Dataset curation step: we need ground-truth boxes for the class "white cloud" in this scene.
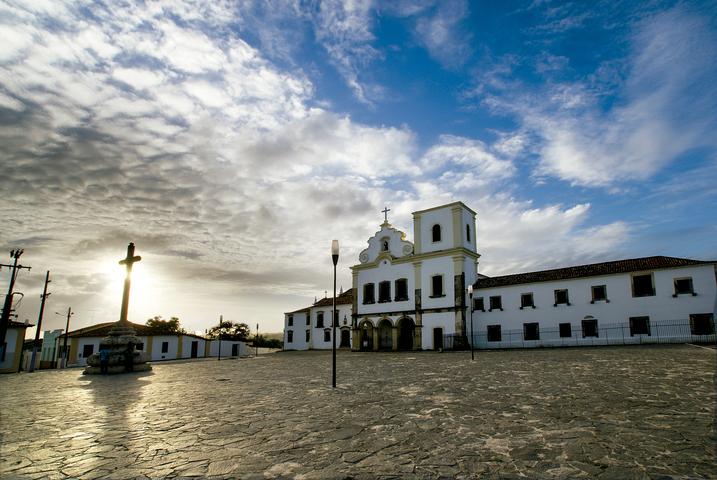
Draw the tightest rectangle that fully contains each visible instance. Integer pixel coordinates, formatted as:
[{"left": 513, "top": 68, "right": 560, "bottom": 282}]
[{"left": 485, "top": 6, "right": 717, "bottom": 187}]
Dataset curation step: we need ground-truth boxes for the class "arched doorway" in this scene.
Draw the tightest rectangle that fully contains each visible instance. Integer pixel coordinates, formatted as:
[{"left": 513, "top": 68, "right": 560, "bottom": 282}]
[
  {"left": 378, "top": 319, "right": 393, "bottom": 350},
  {"left": 359, "top": 321, "right": 374, "bottom": 351},
  {"left": 397, "top": 317, "right": 415, "bottom": 351},
  {"left": 340, "top": 328, "right": 351, "bottom": 348}
]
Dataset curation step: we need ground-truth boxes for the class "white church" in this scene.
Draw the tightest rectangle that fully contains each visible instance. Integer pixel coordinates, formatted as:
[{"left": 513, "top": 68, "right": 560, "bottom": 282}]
[{"left": 283, "top": 201, "right": 716, "bottom": 351}]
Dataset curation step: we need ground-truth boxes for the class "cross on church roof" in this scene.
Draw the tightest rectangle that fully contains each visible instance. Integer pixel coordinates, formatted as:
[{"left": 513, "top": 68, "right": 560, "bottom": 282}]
[{"left": 382, "top": 206, "right": 390, "bottom": 223}]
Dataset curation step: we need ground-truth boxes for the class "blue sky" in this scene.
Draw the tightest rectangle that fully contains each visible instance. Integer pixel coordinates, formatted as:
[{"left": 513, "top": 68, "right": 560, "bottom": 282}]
[{"left": 0, "top": 0, "right": 715, "bottom": 334}]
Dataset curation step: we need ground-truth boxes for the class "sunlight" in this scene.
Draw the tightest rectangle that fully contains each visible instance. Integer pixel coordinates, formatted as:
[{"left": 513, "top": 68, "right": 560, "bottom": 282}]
[{"left": 103, "top": 255, "right": 157, "bottom": 322}]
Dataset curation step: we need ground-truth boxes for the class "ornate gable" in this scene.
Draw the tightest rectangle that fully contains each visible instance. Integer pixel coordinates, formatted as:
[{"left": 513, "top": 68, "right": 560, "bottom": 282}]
[{"left": 358, "top": 222, "right": 414, "bottom": 264}]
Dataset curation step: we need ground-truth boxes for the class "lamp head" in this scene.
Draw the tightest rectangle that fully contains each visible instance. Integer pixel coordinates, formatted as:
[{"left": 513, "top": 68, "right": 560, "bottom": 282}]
[
  {"left": 467, "top": 285, "right": 473, "bottom": 295},
  {"left": 331, "top": 240, "right": 339, "bottom": 265}
]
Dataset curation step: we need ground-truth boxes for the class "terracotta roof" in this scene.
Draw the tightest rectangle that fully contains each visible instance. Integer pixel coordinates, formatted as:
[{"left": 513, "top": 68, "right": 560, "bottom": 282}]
[
  {"left": 285, "top": 289, "right": 355, "bottom": 314},
  {"left": 475, "top": 256, "right": 715, "bottom": 289},
  {"left": 66, "top": 321, "right": 152, "bottom": 338},
  {"left": 312, "top": 288, "right": 354, "bottom": 307}
]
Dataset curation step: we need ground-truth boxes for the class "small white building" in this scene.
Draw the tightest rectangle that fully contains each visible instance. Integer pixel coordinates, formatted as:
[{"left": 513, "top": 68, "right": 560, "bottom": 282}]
[
  {"left": 0, "top": 320, "right": 32, "bottom": 374},
  {"left": 61, "top": 322, "right": 248, "bottom": 366},
  {"left": 284, "top": 289, "right": 354, "bottom": 350},
  {"left": 470, "top": 256, "right": 716, "bottom": 348}
]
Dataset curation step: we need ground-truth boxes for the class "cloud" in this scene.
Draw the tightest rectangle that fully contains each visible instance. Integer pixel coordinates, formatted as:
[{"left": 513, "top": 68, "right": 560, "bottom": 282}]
[
  {"left": 413, "top": 0, "right": 472, "bottom": 68},
  {"left": 482, "top": 6, "right": 717, "bottom": 187}
]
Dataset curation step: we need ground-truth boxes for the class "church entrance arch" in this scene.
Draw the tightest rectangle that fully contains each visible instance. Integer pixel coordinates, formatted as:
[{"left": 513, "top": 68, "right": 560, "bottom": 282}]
[
  {"left": 359, "top": 321, "right": 374, "bottom": 351},
  {"left": 340, "top": 328, "right": 351, "bottom": 348},
  {"left": 397, "top": 317, "right": 415, "bottom": 350},
  {"left": 378, "top": 319, "right": 393, "bottom": 350}
]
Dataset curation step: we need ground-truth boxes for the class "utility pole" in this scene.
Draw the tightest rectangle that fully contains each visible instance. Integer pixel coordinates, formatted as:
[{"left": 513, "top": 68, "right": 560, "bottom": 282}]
[
  {"left": 217, "top": 314, "right": 222, "bottom": 361},
  {"left": 29, "top": 271, "right": 51, "bottom": 373},
  {"left": 0, "top": 249, "right": 31, "bottom": 362},
  {"left": 255, "top": 323, "right": 259, "bottom": 357},
  {"left": 56, "top": 307, "right": 73, "bottom": 368}
]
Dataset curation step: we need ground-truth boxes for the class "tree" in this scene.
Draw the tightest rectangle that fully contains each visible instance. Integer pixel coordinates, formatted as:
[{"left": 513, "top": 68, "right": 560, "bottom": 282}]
[
  {"left": 145, "top": 316, "right": 185, "bottom": 335},
  {"left": 253, "top": 334, "right": 283, "bottom": 349},
  {"left": 206, "top": 321, "right": 250, "bottom": 341}
]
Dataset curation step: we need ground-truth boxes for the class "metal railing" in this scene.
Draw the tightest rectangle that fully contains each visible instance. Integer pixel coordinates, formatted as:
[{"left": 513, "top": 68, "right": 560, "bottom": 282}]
[{"left": 444, "top": 318, "right": 716, "bottom": 350}]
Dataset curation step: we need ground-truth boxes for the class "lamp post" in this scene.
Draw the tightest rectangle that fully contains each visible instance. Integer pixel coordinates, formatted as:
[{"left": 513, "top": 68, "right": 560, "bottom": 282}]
[
  {"left": 331, "top": 240, "right": 339, "bottom": 388},
  {"left": 467, "top": 285, "right": 474, "bottom": 361},
  {"left": 55, "top": 307, "right": 73, "bottom": 368}
]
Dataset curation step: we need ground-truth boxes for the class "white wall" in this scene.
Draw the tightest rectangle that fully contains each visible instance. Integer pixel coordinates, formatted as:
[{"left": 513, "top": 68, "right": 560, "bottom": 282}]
[
  {"left": 421, "top": 311, "right": 456, "bottom": 349},
  {"left": 207, "top": 340, "right": 248, "bottom": 357},
  {"left": 471, "top": 264, "right": 716, "bottom": 348},
  {"left": 0, "top": 329, "right": 19, "bottom": 370},
  {"left": 416, "top": 208, "right": 453, "bottom": 254},
  {"left": 150, "top": 335, "right": 179, "bottom": 361},
  {"left": 284, "top": 311, "right": 309, "bottom": 350},
  {"left": 180, "top": 336, "right": 206, "bottom": 359},
  {"left": 421, "top": 256, "right": 455, "bottom": 309},
  {"left": 74, "top": 338, "right": 101, "bottom": 366}
]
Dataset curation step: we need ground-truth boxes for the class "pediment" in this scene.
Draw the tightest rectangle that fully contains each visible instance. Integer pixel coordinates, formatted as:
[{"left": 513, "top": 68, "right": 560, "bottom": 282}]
[{"left": 358, "top": 222, "right": 414, "bottom": 264}]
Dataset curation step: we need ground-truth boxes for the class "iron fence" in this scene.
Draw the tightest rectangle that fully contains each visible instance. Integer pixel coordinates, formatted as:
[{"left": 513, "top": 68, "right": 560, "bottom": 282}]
[{"left": 444, "top": 318, "right": 716, "bottom": 350}]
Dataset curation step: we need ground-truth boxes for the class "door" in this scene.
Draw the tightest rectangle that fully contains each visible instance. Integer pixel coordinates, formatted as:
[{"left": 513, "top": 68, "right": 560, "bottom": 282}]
[
  {"left": 433, "top": 328, "right": 443, "bottom": 351},
  {"left": 191, "top": 341, "right": 198, "bottom": 358},
  {"left": 340, "top": 329, "right": 350, "bottom": 348},
  {"left": 360, "top": 323, "right": 373, "bottom": 351},
  {"left": 82, "top": 344, "right": 94, "bottom": 359},
  {"left": 378, "top": 320, "right": 392, "bottom": 350}
]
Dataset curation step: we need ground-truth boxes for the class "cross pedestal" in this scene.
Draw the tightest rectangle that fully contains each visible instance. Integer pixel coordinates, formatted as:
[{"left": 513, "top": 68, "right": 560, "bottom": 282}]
[{"left": 84, "top": 242, "right": 152, "bottom": 374}]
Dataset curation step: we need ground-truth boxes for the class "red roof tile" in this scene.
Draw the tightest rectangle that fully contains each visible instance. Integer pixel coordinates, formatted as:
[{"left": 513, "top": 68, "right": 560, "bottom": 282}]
[{"left": 475, "top": 256, "right": 714, "bottom": 289}]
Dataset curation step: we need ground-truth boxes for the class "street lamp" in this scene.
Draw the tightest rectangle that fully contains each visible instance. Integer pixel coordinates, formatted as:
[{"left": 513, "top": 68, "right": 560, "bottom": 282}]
[
  {"left": 331, "top": 239, "right": 339, "bottom": 388},
  {"left": 55, "top": 308, "right": 73, "bottom": 368},
  {"left": 467, "top": 285, "right": 474, "bottom": 361}
]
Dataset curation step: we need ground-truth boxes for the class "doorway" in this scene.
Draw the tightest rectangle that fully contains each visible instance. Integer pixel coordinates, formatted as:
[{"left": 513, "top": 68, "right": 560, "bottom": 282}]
[
  {"left": 378, "top": 319, "right": 393, "bottom": 350},
  {"left": 433, "top": 328, "right": 443, "bottom": 350},
  {"left": 340, "top": 329, "right": 351, "bottom": 348},
  {"left": 360, "top": 322, "right": 374, "bottom": 351},
  {"left": 397, "top": 317, "right": 415, "bottom": 350},
  {"left": 190, "top": 341, "right": 198, "bottom": 358}
]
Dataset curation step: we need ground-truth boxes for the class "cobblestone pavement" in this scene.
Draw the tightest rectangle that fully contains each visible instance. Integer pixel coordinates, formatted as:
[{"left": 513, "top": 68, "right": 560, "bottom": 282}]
[{"left": 1, "top": 345, "right": 715, "bottom": 479}]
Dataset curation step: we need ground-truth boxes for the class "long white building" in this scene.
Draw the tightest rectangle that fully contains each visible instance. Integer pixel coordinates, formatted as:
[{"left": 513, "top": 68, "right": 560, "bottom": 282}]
[{"left": 283, "top": 201, "right": 716, "bottom": 351}]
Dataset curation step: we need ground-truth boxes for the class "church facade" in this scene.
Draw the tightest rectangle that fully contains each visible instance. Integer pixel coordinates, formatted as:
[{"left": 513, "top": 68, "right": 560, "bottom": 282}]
[{"left": 282, "top": 201, "right": 716, "bottom": 351}]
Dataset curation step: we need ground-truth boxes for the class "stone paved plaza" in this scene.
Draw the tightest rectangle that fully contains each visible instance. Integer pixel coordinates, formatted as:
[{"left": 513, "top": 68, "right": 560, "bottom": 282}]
[{"left": 1, "top": 345, "right": 715, "bottom": 479}]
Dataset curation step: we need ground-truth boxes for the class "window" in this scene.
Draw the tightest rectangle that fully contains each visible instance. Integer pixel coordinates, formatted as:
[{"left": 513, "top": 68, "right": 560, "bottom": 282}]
[
  {"left": 287, "top": 331, "right": 293, "bottom": 343},
  {"left": 324, "top": 330, "right": 330, "bottom": 342},
  {"left": 466, "top": 224, "right": 471, "bottom": 242},
  {"left": 520, "top": 293, "right": 534, "bottom": 309},
  {"left": 363, "top": 283, "right": 375, "bottom": 304},
  {"left": 554, "top": 289, "right": 570, "bottom": 306},
  {"left": 629, "top": 316, "right": 651, "bottom": 336},
  {"left": 487, "top": 325, "right": 502, "bottom": 342},
  {"left": 489, "top": 295, "right": 502, "bottom": 311},
  {"left": 582, "top": 319, "right": 598, "bottom": 338},
  {"left": 690, "top": 313, "right": 715, "bottom": 335},
  {"left": 82, "top": 344, "right": 94, "bottom": 358},
  {"left": 381, "top": 238, "right": 389, "bottom": 251},
  {"left": 288, "top": 315, "right": 294, "bottom": 326},
  {"left": 559, "top": 323, "right": 572, "bottom": 338},
  {"left": 378, "top": 281, "right": 391, "bottom": 303},
  {"left": 673, "top": 277, "right": 694, "bottom": 296},
  {"left": 161, "top": 341, "right": 169, "bottom": 353},
  {"left": 395, "top": 278, "right": 408, "bottom": 301},
  {"left": 305, "top": 330, "right": 310, "bottom": 342},
  {"left": 591, "top": 285, "right": 607, "bottom": 303},
  {"left": 432, "top": 224, "right": 441, "bottom": 242},
  {"left": 305, "top": 315, "right": 310, "bottom": 325},
  {"left": 523, "top": 323, "right": 540, "bottom": 341},
  {"left": 474, "top": 297, "right": 485, "bottom": 311},
  {"left": 431, "top": 275, "right": 444, "bottom": 297},
  {"left": 632, "top": 273, "right": 655, "bottom": 297},
  {"left": 316, "top": 312, "right": 324, "bottom": 328}
]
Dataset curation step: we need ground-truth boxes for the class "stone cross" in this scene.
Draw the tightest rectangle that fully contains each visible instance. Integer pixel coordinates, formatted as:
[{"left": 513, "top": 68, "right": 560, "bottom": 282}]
[
  {"left": 382, "top": 206, "right": 390, "bottom": 223},
  {"left": 118, "top": 242, "right": 141, "bottom": 324}
]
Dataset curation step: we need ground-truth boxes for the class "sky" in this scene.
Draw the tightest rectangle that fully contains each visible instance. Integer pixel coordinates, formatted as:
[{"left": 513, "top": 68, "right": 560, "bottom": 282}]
[{"left": 1, "top": 0, "right": 716, "bottom": 337}]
